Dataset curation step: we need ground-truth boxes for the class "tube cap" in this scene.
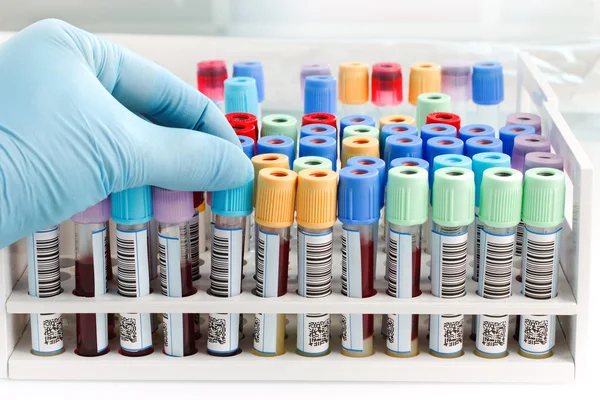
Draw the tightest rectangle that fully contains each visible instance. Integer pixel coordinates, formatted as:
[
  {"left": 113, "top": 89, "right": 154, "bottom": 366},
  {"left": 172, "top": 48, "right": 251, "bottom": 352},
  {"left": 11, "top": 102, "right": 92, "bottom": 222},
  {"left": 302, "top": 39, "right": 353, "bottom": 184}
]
[
  {"left": 293, "top": 156, "right": 333, "bottom": 173},
  {"left": 232, "top": 121, "right": 257, "bottom": 143},
  {"left": 432, "top": 168, "right": 475, "bottom": 227},
  {"left": 341, "top": 136, "right": 379, "bottom": 168},
  {"left": 224, "top": 77, "right": 259, "bottom": 116},
  {"left": 506, "top": 113, "right": 542, "bottom": 135},
  {"left": 296, "top": 169, "right": 338, "bottom": 229},
  {"left": 227, "top": 112, "right": 258, "bottom": 134},
  {"left": 522, "top": 168, "right": 566, "bottom": 228},
  {"left": 465, "top": 136, "right": 503, "bottom": 158},
  {"left": 111, "top": 186, "right": 153, "bottom": 225},
  {"left": 152, "top": 188, "right": 194, "bottom": 224},
  {"left": 301, "top": 63, "right": 331, "bottom": 98},
  {"left": 340, "top": 115, "right": 376, "bottom": 154},
  {"left": 302, "top": 112, "right": 337, "bottom": 130},
  {"left": 441, "top": 62, "right": 472, "bottom": 102},
  {"left": 347, "top": 156, "right": 386, "bottom": 209},
  {"left": 211, "top": 180, "right": 254, "bottom": 218},
  {"left": 420, "top": 123, "right": 457, "bottom": 160},
  {"left": 384, "top": 134, "right": 423, "bottom": 166},
  {"left": 255, "top": 168, "right": 298, "bottom": 228},
  {"left": 343, "top": 125, "right": 380, "bottom": 141},
  {"left": 409, "top": 62, "right": 441, "bottom": 106},
  {"left": 261, "top": 114, "right": 298, "bottom": 147},
  {"left": 338, "top": 62, "right": 369, "bottom": 104},
  {"left": 472, "top": 152, "right": 511, "bottom": 207},
  {"left": 257, "top": 136, "right": 295, "bottom": 169},
  {"left": 304, "top": 75, "right": 337, "bottom": 115},
  {"left": 381, "top": 123, "right": 418, "bottom": 155},
  {"left": 433, "top": 154, "right": 472, "bottom": 173},
  {"left": 386, "top": 166, "right": 429, "bottom": 226},
  {"left": 251, "top": 154, "right": 290, "bottom": 205},
  {"left": 524, "top": 152, "right": 564, "bottom": 172},
  {"left": 390, "top": 157, "right": 430, "bottom": 173},
  {"left": 233, "top": 61, "right": 264, "bottom": 102},
  {"left": 499, "top": 124, "right": 535, "bottom": 156},
  {"left": 416, "top": 92, "right": 451, "bottom": 129},
  {"left": 239, "top": 135, "right": 255, "bottom": 159},
  {"left": 427, "top": 136, "right": 464, "bottom": 167},
  {"left": 426, "top": 112, "right": 461, "bottom": 134},
  {"left": 479, "top": 168, "right": 523, "bottom": 228},
  {"left": 458, "top": 124, "right": 495, "bottom": 142},
  {"left": 511, "top": 134, "right": 551, "bottom": 172},
  {"left": 300, "top": 124, "right": 337, "bottom": 141},
  {"left": 196, "top": 60, "right": 227, "bottom": 101},
  {"left": 298, "top": 136, "right": 337, "bottom": 172},
  {"left": 371, "top": 62, "right": 402, "bottom": 106},
  {"left": 380, "top": 115, "right": 415, "bottom": 128},
  {"left": 472, "top": 62, "right": 504, "bottom": 105},
  {"left": 71, "top": 198, "right": 111, "bottom": 224},
  {"left": 338, "top": 166, "right": 380, "bottom": 225}
]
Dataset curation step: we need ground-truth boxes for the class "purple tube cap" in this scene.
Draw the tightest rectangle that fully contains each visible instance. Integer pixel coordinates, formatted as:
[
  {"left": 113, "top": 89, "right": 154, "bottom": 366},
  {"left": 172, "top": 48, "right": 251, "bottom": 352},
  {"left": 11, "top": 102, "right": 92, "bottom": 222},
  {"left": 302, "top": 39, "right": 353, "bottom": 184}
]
[
  {"left": 441, "top": 61, "right": 472, "bottom": 102},
  {"left": 152, "top": 188, "right": 195, "bottom": 224},
  {"left": 71, "top": 197, "right": 111, "bottom": 224},
  {"left": 524, "top": 152, "right": 564, "bottom": 172},
  {"left": 506, "top": 113, "right": 542, "bottom": 135},
  {"left": 301, "top": 63, "right": 331, "bottom": 80},
  {"left": 511, "top": 134, "right": 551, "bottom": 171}
]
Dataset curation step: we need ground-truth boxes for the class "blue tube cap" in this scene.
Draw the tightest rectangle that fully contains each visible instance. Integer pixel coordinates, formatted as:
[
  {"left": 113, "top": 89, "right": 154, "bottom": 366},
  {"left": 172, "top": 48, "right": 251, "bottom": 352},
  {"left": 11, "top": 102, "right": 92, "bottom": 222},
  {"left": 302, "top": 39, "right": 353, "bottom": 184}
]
[
  {"left": 111, "top": 186, "right": 153, "bottom": 225},
  {"left": 385, "top": 134, "right": 423, "bottom": 167},
  {"left": 499, "top": 124, "right": 535, "bottom": 156},
  {"left": 300, "top": 123, "right": 337, "bottom": 140},
  {"left": 233, "top": 62, "right": 264, "bottom": 102},
  {"left": 299, "top": 135, "right": 337, "bottom": 172},
  {"left": 390, "top": 157, "right": 429, "bottom": 174},
  {"left": 211, "top": 179, "right": 254, "bottom": 217},
  {"left": 420, "top": 123, "right": 457, "bottom": 160},
  {"left": 465, "top": 136, "right": 503, "bottom": 158},
  {"left": 426, "top": 136, "right": 464, "bottom": 167},
  {"left": 380, "top": 123, "right": 418, "bottom": 155},
  {"left": 472, "top": 152, "right": 511, "bottom": 206},
  {"left": 347, "top": 156, "right": 386, "bottom": 209},
  {"left": 239, "top": 135, "right": 255, "bottom": 159},
  {"left": 458, "top": 124, "right": 495, "bottom": 142},
  {"left": 339, "top": 115, "right": 376, "bottom": 154},
  {"left": 432, "top": 155, "right": 472, "bottom": 201},
  {"left": 472, "top": 62, "right": 504, "bottom": 105},
  {"left": 257, "top": 135, "right": 295, "bottom": 169},
  {"left": 304, "top": 75, "right": 337, "bottom": 115},
  {"left": 224, "top": 77, "right": 259, "bottom": 116},
  {"left": 338, "top": 166, "right": 380, "bottom": 225}
]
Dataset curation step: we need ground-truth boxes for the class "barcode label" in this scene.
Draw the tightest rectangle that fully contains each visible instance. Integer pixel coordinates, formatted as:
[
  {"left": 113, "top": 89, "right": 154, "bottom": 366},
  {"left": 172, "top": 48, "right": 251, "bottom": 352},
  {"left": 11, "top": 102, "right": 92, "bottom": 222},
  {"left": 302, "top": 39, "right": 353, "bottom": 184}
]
[
  {"left": 522, "top": 228, "right": 560, "bottom": 300},
  {"left": 119, "top": 312, "right": 152, "bottom": 352},
  {"left": 116, "top": 228, "right": 150, "bottom": 297},
  {"left": 245, "top": 215, "right": 252, "bottom": 252},
  {"left": 473, "top": 216, "right": 483, "bottom": 282},
  {"left": 296, "top": 313, "right": 330, "bottom": 356},
  {"left": 95, "top": 313, "right": 109, "bottom": 352},
  {"left": 27, "top": 226, "right": 61, "bottom": 298},
  {"left": 519, "top": 314, "right": 555, "bottom": 355},
  {"left": 255, "top": 230, "right": 281, "bottom": 298},
  {"left": 478, "top": 229, "right": 515, "bottom": 299},
  {"left": 190, "top": 211, "right": 206, "bottom": 281},
  {"left": 429, "top": 314, "right": 464, "bottom": 356},
  {"left": 92, "top": 227, "right": 108, "bottom": 296},
  {"left": 253, "top": 313, "right": 278, "bottom": 355},
  {"left": 475, "top": 314, "right": 509, "bottom": 356},
  {"left": 210, "top": 224, "right": 243, "bottom": 298},
  {"left": 515, "top": 221, "right": 525, "bottom": 256},
  {"left": 386, "top": 314, "right": 418, "bottom": 355},
  {"left": 386, "top": 229, "right": 416, "bottom": 299},
  {"left": 207, "top": 313, "right": 240, "bottom": 354},
  {"left": 158, "top": 226, "right": 189, "bottom": 297},
  {"left": 431, "top": 230, "right": 468, "bottom": 298},
  {"left": 341, "top": 313, "right": 364, "bottom": 353},
  {"left": 341, "top": 228, "right": 363, "bottom": 298},
  {"left": 30, "top": 313, "right": 64, "bottom": 355},
  {"left": 298, "top": 230, "right": 333, "bottom": 298},
  {"left": 163, "top": 313, "right": 188, "bottom": 357}
]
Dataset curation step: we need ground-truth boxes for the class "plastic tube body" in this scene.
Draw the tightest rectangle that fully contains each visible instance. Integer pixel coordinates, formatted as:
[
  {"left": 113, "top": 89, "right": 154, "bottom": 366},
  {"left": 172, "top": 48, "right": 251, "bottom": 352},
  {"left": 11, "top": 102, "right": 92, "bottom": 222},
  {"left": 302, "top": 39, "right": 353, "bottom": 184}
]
[{"left": 475, "top": 104, "right": 500, "bottom": 132}]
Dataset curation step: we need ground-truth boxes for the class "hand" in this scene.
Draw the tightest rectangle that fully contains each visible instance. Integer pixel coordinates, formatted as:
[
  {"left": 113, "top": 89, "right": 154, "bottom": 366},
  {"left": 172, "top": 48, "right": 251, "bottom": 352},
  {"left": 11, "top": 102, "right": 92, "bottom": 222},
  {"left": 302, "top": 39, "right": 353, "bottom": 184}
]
[{"left": 0, "top": 19, "right": 253, "bottom": 248}]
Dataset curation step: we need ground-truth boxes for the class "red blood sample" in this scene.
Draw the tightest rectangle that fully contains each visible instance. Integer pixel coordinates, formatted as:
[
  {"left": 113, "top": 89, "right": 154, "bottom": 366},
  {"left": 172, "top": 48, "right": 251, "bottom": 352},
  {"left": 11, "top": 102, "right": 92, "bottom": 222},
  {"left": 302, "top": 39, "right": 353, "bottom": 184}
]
[
  {"left": 426, "top": 112, "right": 461, "bottom": 135},
  {"left": 120, "top": 343, "right": 154, "bottom": 357},
  {"left": 360, "top": 241, "right": 376, "bottom": 298},
  {"left": 412, "top": 247, "right": 422, "bottom": 297},
  {"left": 105, "top": 230, "right": 113, "bottom": 281},
  {"left": 411, "top": 314, "right": 419, "bottom": 340},
  {"left": 181, "top": 313, "right": 198, "bottom": 356},
  {"left": 363, "top": 314, "right": 374, "bottom": 340},
  {"left": 278, "top": 239, "right": 290, "bottom": 297},
  {"left": 302, "top": 113, "right": 337, "bottom": 130},
  {"left": 193, "top": 191, "right": 205, "bottom": 209},
  {"left": 180, "top": 262, "right": 196, "bottom": 298},
  {"left": 108, "top": 314, "right": 116, "bottom": 339}
]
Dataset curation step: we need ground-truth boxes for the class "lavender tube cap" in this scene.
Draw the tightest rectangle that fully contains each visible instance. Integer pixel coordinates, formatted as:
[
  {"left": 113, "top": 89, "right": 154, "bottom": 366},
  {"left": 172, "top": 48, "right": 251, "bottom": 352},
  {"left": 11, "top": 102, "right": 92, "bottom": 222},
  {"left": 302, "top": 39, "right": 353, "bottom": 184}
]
[
  {"left": 152, "top": 188, "right": 195, "bottom": 224},
  {"left": 71, "top": 197, "right": 111, "bottom": 224}
]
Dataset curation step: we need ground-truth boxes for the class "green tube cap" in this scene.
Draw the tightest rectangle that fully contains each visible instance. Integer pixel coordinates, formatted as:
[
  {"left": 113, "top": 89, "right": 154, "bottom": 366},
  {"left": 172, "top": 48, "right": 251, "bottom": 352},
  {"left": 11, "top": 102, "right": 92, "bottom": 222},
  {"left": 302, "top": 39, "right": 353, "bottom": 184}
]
[
  {"left": 386, "top": 166, "right": 429, "bottom": 226},
  {"left": 479, "top": 167, "right": 523, "bottom": 228},
  {"left": 432, "top": 167, "right": 475, "bottom": 227},
  {"left": 522, "top": 167, "right": 566, "bottom": 228},
  {"left": 416, "top": 92, "right": 451, "bottom": 130},
  {"left": 293, "top": 156, "right": 333, "bottom": 173},
  {"left": 261, "top": 114, "right": 298, "bottom": 148},
  {"left": 343, "top": 125, "right": 380, "bottom": 141}
]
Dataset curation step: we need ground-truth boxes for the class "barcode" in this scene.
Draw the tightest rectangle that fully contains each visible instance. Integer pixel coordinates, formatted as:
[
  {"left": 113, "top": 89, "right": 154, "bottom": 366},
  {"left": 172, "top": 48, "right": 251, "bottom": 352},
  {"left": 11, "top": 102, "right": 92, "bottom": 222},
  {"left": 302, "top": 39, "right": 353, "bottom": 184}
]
[
  {"left": 480, "top": 317, "right": 508, "bottom": 347},
  {"left": 159, "top": 226, "right": 189, "bottom": 296},
  {"left": 42, "top": 314, "right": 63, "bottom": 346},
  {"left": 523, "top": 317, "right": 548, "bottom": 346},
  {"left": 298, "top": 231, "right": 333, "bottom": 298},
  {"left": 190, "top": 213, "right": 201, "bottom": 280},
  {"left": 480, "top": 231, "right": 514, "bottom": 299},
  {"left": 120, "top": 315, "right": 138, "bottom": 344},
  {"left": 341, "top": 233, "right": 348, "bottom": 295},
  {"left": 162, "top": 313, "right": 169, "bottom": 348},
  {"left": 473, "top": 219, "right": 483, "bottom": 282},
  {"left": 255, "top": 233, "right": 266, "bottom": 297},
  {"left": 210, "top": 226, "right": 243, "bottom": 298},
  {"left": 386, "top": 232, "right": 416, "bottom": 298},
  {"left": 438, "top": 229, "right": 467, "bottom": 298},
  {"left": 30, "top": 228, "right": 61, "bottom": 298},
  {"left": 443, "top": 317, "right": 463, "bottom": 348},
  {"left": 522, "top": 230, "right": 558, "bottom": 300},
  {"left": 208, "top": 314, "right": 228, "bottom": 345},
  {"left": 515, "top": 222, "right": 524, "bottom": 256},
  {"left": 253, "top": 315, "right": 261, "bottom": 344}
]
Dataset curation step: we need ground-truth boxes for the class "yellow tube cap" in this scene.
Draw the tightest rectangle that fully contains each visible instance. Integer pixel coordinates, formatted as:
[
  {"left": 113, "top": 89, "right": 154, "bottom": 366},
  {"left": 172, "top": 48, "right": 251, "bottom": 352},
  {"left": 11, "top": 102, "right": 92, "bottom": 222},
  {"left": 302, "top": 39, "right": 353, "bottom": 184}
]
[
  {"left": 251, "top": 153, "right": 290, "bottom": 204},
  {"left": 296, "top": 169, "right": 338, "bottom": 229},
  {"left": 338, "top": 62, "right": 369, "bottom": 105},
  {"left": 408, "top": 63, "right": 441, "bottom": 106},
  {"left": 341, "top": 136, "right": 379, "bottom": 167},
  {"left": 379, "top": 114, "right": 415, "bottom": 128},
  {"left": 255, "top": 168, "right": 298, "bottom": 228}
]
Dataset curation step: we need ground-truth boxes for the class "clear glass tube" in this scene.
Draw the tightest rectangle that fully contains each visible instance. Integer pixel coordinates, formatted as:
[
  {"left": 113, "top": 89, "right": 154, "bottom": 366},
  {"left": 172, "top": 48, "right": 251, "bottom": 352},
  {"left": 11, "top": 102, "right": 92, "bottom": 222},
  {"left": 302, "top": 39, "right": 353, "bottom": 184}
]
[
  {"left": 340, "top": 103, "right": 369, "bottom": 119},
  {"left": 453, "top": 101, "right": 468, "bottom": 126},
  {"left": 475, "top": 104, "right": 500, "bottom": 132}
]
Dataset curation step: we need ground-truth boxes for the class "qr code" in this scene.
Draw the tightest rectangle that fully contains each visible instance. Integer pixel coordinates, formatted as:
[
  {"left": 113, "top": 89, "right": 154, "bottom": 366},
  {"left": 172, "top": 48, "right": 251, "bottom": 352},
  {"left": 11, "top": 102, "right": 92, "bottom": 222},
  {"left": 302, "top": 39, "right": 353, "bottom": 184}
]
[
  {"left": 253, "top": 317, "right": 260, "bottom": 344},
  {"left": 523, "top": 318, "right": 548, "bottom": 346},
  {"left": 162, "top": 314, "right": 169, "bottom": 347},
  {"left": 386, "top": 317, "right": 395, "bottom": 344},
  {"left": 42, "top": 316, "right": 63, "bottom": 346},
  {"left": 341, "top": 315, "right": 348, "bottom": 342},
  {"left": 481, "top": 320, "right": 507, "bottom": 347},
  {"left": 208, "top": 316, "right": 227, "bottom": 345},
  {"left": 443, "top": 319, "right": 463, "bottom": 347},
  {"left": 120, "top": 315, "right": 138, "bottom": 344},
  {"left": 308, "top": 319, "right": 329, "bottom": 347}
]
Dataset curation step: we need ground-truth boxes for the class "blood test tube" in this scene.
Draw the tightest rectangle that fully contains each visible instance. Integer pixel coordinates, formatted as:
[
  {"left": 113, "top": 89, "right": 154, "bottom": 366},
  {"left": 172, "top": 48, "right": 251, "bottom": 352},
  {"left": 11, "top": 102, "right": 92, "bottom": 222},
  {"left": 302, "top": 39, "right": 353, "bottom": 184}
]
[
  {"left": 505, "top": 113, "right": 542, "bottom": 135},
  {"left": 465, "top": 137, "right": 503, "bottom": 158},
  {"left": 227, "top": 112, "right": 259, "bottom": 137},
  {"left": 338, "top": 165, "right": 380, "bottom": 357},
  {"left": 261, "top": 114, "right": 299, "bottom": 152},
  {"left": 298, "top": 136, "right": 337, "bottom": 172},
  {"left": 224, "top": 77, "right": 259, "bottom": 117},
  {"left": 416, "top": 92, "right": 451, "bottom": 131},
  {"left": 72, "top": 199, "right": 111, "bottom": 357},
  {"left": 341, "top": 136, "right": 379, "bottom": 168},
  {"left": 300, "top": 123, "right": 337, "bottom": 141},
  {"left": 371, "top": 62, "right": 403, "bottom": 118},
  {"left": 239, "top": 135, "right": 255, "bottom": 159},
  {"left": 429, "top": 167, "right": 474, "bottom": 358},
  {"left": 441, "top": 62, "right": 471, "bottom": 122},
  {"left": 385, "top": 166, "right": 428, "bottom": 357},
  {"left": 347, "top": 156, "right": 385, "bottom": 210},
  {"left": 233, "top": 61, "right": 264, "bottom": 117},
  {"left": 472, "top": 62, "right": 504, "bottom": 130},
  {"left": 208, "top": 180, "right": 254, "bottom": 356},
  {"left": 302, "top": 112, "right": 337, "bottom": 130},
  {"left": 408, "top": 62, "right": 441, "bottom": 118},
  {"left": 304, "top": 75, "right": 337, "bottom": 115},
  {"left": 293, "top": 156, "right": 333, "bottom": 173},
  {"left": 458, "top": 124, "right": 495, "bottom": 142},
  {"left": 338, "top": 62, "right": 369, "bottom": 117},
  {"left": 295, "top": 169, "right": 337, "bottom": 357},
  {"left": 196, "top": 60, "right": 227, "bottom": 111},
  {"left": 474, "top": 167, "right": 523, "bottom": 359},
  {"left": 301, "top": 63, "right": 331, "bottom": 101},
  {"left": 27, "top": 224, "right": 64, "bottom": 356},
  {"left": 380, "top": 115, "right": 415, "bottom": 129},
  {"left": 381, "top": 124, "right": 418, "bottom": 155},
  {"left": 191, "top": 191, "right": 206, "bottom": 339},
  {"left": 426, "top": 112, "right": 461, "bottom": 135},
  {"left": 257, "top": 135, "right": 295, "bottom": 169},
  {"left": 499, "top": 124, "right": 535, "bottom": 157},
  {"left": 420, "top": 123, "right": 458, "bottom": 161},
  {"left": 111, "top": 186, "right": 154, "bottom": 357},
  {"left": 519, "top": 167, "right": 565, "bottom": 359},
  {"left": 252, "top": 168, "right": 298, "bottom": 356}
]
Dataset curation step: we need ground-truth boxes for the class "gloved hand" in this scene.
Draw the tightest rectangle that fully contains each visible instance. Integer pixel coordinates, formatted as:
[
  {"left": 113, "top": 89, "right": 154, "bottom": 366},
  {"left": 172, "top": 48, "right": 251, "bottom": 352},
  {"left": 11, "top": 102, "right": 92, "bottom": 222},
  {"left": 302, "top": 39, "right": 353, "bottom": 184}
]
[{"left": 0, "top": 19, "right": 253, "bottom": 248}]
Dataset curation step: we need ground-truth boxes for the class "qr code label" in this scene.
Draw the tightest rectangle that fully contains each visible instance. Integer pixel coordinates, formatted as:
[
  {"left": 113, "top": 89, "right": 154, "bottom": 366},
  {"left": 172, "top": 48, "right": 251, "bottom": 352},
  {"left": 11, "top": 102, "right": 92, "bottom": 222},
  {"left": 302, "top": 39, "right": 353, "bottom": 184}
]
[
  {"left": 385, "top": 314, "right": 416, "bottom": 355},
  {"left": 31, "top": 313, "right": 64, "bottom": 354},
  {"left": 207, "top": 313, "right": 239, "bottom": 354},
  {"left": 252, "top": 313, "right": 278, "bottom": 355},
  {"left": 119, "top": 313, "right": 152, "bottom": 351},
  {"left": 429, "top": 314, "right": 464, "bottom": 355},
  {"left": 340, "top": 313, "right": 364, "bottom": 352},
  {"left": 476, "top": 314, "right": 509, "bottom": 355},
  {"left": 519, "top": 315, "right": 555, "bottom": 354},
  {"left": 296, "top": 313, "right": 330, "bottom": 355}
]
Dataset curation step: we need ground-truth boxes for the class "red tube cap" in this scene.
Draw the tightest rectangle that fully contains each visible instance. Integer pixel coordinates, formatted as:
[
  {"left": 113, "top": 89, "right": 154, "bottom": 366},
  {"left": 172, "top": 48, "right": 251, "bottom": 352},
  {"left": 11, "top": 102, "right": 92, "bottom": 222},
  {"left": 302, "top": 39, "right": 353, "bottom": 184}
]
[
  {"left": 426, "top": 112, "right": 461, "bottom": 136},
  {"left": 371, "top": 62, "right": 403, "bottom": 107},
  {"left": 196, "top": 60, "right": 227, "bottom": 101},
  {"left": 226, "top": 112, "right": 259, "bottom": 137},
  {"left": 301, "top": 112, "right": 337, "bottom": 131}
]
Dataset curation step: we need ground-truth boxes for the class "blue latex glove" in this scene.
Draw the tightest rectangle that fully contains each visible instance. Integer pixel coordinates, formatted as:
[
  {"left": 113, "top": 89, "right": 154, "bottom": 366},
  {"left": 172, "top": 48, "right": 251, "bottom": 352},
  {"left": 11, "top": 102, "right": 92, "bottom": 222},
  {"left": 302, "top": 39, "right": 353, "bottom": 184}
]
[{"left": 0, "top": 19, "right": 253, "bottom": 248}]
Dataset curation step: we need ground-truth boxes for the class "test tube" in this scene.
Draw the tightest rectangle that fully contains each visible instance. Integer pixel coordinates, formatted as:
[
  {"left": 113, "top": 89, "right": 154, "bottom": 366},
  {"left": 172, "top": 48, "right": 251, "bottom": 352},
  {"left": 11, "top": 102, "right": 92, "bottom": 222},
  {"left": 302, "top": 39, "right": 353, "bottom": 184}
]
[
  {"left": 408, "top": 62, "right": 441, "bottom": 116},
  {"left": 153, "top": 188, "right": 196, "bottom": 357},
  {"left": 261, "top": 114, "right": 299, "bottom": 152},
  {"left": 474, "top": 167, "right": 523, "bottom": 359},
  {"left": 300, "top": 123, "right": 337, "bottom": 141},
  {"left": 339, "top": 115, "right": 376, "bottom": 154},
  {"left": 381, "top": 124, "right": 418, "bottom": 156},
  {"left": 72, "top": 199, "right": 111, "bottom": 357},
  {"left": 341, "top": 136, "right": 379, "bottom": 167},
  {"left": 227, "top": 112, "right": 259, "bottom": 137},
  {"left": 27, "top": 225, "right": 64, "bottom": 356},
  {"left": 301, "top": 63, "right": 331, "bottom": 101},
  {"left": 426, "top": 112, "right": 461, "bottom": 135},
  {"left": 506, "top": 113, "right": 542, "bottom": 135},
  {"left": 196, "top": 60, "right": 227, "bottom": 111},
  {"left": 464, "top": 137, "right": 503, "bottom": 158},
  {"left": 371, "top": 62, "right": 403, "bottom": 118},
  {"left": 224, "top": 77, "right": 259, "bottom": 117},
  {"left": 296, "top": 169, "right": 337, "bottom": 357},
  {"left": 519, "top": 167, "right": 566, "bottom": 359},
  {"left": 338, "top": 165, "right": 380, "bottom": 357},
  {"left": 384, "top": 134, "right": 422, "bottom": 167},
  {"left": 441, "top": 62, "right": 472, "bottom": 122},
  {"left": 252, "top": 168, "right": 298, "bottom": 356},
  {"left": 499, "top": 124, "right": 535, "bottom": 156},
  {"left": 191, "top": 191, "right": 206, "bottom": 339},
  {"left": 385, "top": 166, "right": 428, "bottom": 357},
  {"left": 233, "top": 61, "right": 264, "bottom": 118},
  {"left": 338, "top": 62, "right": 369, "bottom": 117},
  {"left": 293, "top": 156, "right": 333, "bottom": 173},
  {"left": 342, "top": 125, "right": 380, "bottom": 145},
  {"left": 302, "top": 112, "right": 337, "bottom": 131},
  {"left": 429, "top": 167, "right": 474, "bottom": 358},
  {"left": 472, "top": 62, "right": 504, "bottom": 130},
  {"left": 257, "top": 135, "right": 295, "bottom": 169},
  {"left": 415, "top": 92, "right": 451, "bottom": 131},
  {"left": 458, "top": 124, "right": 495, "bottom": 142},
  {"left": 299, "top": 135, "right": 337, "bottom": 171},
  {"left": 208, "top": 180, "right": 254, "bottom": 356},
  {"left": 420, "top": 123, "right": 458, "bottom": 161},
  {"left": 304, "top": 75, "right": 337, "bottom": 115}
]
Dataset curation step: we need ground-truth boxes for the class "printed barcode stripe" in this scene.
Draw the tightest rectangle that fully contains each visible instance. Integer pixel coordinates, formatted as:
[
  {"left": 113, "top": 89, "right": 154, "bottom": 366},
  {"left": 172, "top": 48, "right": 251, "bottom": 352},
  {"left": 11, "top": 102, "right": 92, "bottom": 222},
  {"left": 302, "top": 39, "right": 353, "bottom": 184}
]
[
  {"left": 159, "top": 226, "right": 188, "bottom": 297},
  {"left": 479, "top": 230, "right": 514, "bottom": 299},
  {"left": 190, "top": 213, "right": 202, "bottom": 280},
  {"left": 254, "top": 230, "right": 281, "bottom": 298},
  {"left": 431, "top": 227, "right": 467, "bottom": 299},
  {"left": 473, "top": 218, "right": 483, "bottom": 282},
  {"left": 522, "top": 229, "right": 559, "bottom": 300},
  {"left": 210, "top": 225, "right": 243, "bottom": 298},
  {"left": 298, "top": 230, "right": 333, "bottom": 298},
  {"left": 117, "top": 229, "right": 150, "bottom": 298},
  {"left": 386, "top": 231, "right": 416, "bottom": 298},
  {"left": 28, "top": 227, "right": 61, "bottom": 298},
  {"left": 341, "top": 233, "right": 348, "bottom": 295},
  {"left": 515, "top": 221, "right": 525, "bottom": 256},
  {"left": 255, "top": 232, "right": 266, "bottom": 297}
]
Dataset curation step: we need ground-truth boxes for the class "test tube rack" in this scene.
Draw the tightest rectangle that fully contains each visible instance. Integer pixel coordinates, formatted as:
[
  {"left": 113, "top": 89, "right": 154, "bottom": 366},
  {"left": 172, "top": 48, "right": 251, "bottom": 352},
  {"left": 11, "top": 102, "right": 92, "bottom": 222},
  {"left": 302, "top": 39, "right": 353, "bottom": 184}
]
[{"left": 0, "top": 51, "right": 592, "bottom": 383}]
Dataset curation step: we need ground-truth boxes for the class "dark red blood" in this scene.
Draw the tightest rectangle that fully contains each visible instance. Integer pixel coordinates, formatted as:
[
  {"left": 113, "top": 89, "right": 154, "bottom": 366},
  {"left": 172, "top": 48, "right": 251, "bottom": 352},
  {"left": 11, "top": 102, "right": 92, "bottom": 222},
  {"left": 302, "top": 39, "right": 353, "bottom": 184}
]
[
  {"left": 413, "top": 247, "right": 422, "bottom": 297},
  {"left": 181, "top": 262, "right": 197, "bottom": 297},
  {"left": 411, "top": 314, "right": 419, "bottom": 340},
  {"left": 278, "top": 239, "right": 290, "bottom": 297},
  {"left": 76, "top": 313, "right": 109, "bottom": 357},
  {"left": 360, "top": 241, "right": 376, "bottom": 298},
  {"left": 182, "top": 313, "right": 198, "bottom": 356},
  {"left": 363, "top": 314, "right": 374, "bottom": 341}
]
